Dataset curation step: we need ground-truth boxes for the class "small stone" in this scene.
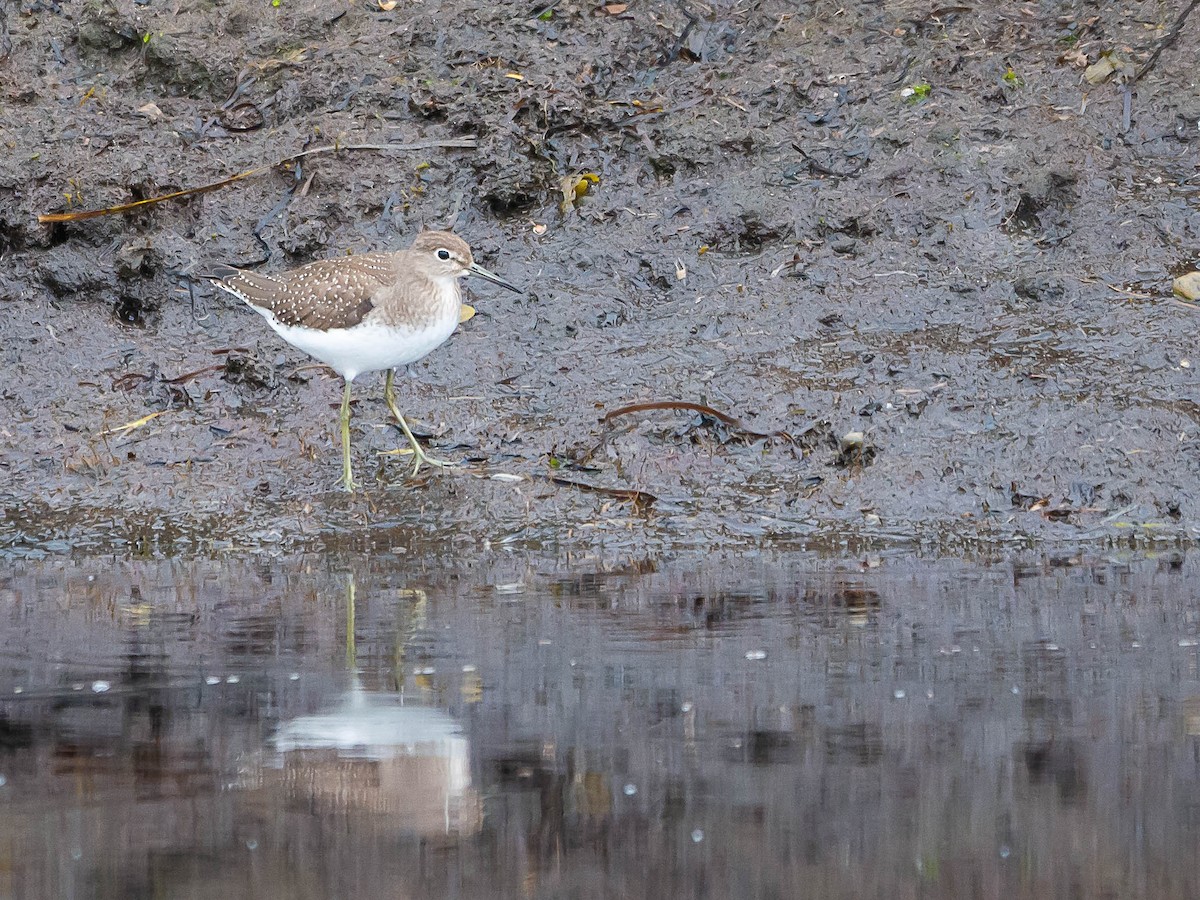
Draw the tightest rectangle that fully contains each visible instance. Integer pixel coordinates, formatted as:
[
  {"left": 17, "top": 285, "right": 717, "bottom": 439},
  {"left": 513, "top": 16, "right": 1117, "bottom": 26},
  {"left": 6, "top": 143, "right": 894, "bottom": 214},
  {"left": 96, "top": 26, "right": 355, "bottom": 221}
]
[
  {"left": 840, "top": 431, "right": 865, "bottom": 451},
  {"left": 1173, "top": 272, "right": 1200, "bottom": 302},
  {"left": 828, "top": 234, "right": 857, "bottom": 254}
]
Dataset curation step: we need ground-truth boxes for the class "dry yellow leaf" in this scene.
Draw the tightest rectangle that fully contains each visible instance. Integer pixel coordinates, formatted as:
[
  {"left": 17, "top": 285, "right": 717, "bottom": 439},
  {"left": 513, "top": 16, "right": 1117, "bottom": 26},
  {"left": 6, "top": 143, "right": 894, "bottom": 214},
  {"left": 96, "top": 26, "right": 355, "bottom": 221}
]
[
  {"left": 559, "top": 172, "right": 600, "bottom": 212},
  {"left": 459, "top": 304, "right": 476, "bottom": 323}
]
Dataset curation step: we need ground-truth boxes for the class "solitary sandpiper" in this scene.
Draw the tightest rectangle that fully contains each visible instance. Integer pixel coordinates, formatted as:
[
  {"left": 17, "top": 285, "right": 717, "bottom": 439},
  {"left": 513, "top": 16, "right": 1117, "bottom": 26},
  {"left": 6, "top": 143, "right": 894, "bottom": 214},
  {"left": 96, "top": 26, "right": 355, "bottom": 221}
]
[{"left": 209, "top": 230, "right": 522, "bottom": 492}]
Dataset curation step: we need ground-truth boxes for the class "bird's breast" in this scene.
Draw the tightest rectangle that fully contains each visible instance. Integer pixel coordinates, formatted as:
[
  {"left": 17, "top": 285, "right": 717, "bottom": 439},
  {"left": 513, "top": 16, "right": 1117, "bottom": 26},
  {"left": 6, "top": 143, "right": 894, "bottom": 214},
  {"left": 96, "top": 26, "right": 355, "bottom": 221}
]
[{"left": 371, "top": 276, "right": 461, "bottom": 332}]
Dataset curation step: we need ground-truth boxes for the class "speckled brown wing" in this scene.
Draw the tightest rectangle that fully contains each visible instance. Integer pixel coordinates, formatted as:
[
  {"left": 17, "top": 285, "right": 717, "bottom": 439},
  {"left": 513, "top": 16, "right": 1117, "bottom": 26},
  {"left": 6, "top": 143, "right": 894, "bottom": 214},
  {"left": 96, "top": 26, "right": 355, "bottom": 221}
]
[{"left": 210, "top": 253, "right": 397, "bottom": 331}]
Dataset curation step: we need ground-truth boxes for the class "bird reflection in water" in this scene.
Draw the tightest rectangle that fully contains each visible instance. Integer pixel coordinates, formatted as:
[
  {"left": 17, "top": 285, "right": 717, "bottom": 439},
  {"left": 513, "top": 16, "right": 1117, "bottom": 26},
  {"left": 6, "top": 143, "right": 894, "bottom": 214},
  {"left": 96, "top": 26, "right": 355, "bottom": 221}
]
[{"left": 263, "top": 578, "right": 481, "bottom": 835}]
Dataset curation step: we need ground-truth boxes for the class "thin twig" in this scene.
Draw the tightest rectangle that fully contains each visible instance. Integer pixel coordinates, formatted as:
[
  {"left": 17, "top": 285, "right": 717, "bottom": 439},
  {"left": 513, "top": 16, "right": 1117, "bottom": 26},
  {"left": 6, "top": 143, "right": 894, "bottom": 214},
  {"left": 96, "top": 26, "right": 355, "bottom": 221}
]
[
  {"left": 1135, "top": 0, "right": 1200, "bottom": 82},
  {"left": 165, "top": 365, "right": 225, "bottom": 385},
  {"left": 546, "top": 475, "right": 658, "bottom": 508},
  {"left": 37, "top": 138, "right": 479, "bottom": 224}
]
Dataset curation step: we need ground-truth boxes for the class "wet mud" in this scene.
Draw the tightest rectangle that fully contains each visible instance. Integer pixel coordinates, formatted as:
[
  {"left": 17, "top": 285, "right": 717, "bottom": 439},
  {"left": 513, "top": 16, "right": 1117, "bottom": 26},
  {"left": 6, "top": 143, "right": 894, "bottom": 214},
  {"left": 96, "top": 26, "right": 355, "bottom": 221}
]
[{"left": 2, "top": 0, "right": 1200, "bottom": 552}]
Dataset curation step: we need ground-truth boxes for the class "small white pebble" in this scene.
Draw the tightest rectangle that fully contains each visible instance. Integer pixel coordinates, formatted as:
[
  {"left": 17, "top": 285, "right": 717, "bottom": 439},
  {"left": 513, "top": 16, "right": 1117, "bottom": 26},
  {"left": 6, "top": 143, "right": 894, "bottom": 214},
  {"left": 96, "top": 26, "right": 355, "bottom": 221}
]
[
  {"left": 289, "top": 673, "right": 300, "bottom": 681},
  {"left": 623, "top": 784, "right": 637, "bottom": 796},
  {"left": 12, "top": 687, "right": 22, "bottom": 694},
  {"left": 1011, "top": 686, "right": 1020, "bottom": 695},
  {"left": 999, "top": 845, "right": 1011, "bottom": 859},
  {"left": 680, "top": 702, "right": 694, "bottom": 713},
  {"left": 91, "top": 681, "right": 110, "bottom": 693},
  {"left": 246, "top": 839, "right": 258, "bottom": 851},
  {"left": 691, "top": 829, "right": 704, "bottom": 843},
  {"left": 462, "top": 665, "right": 477, "bottom": 673},
  {"left": 1180, "top": 639, "right": 1198, "bottom": 647},
  {"left": 205, "top": 676, "right": 221, "bottom": 686},
  {"left": 226, "top": 675, "right": 240, "bottom": 684},
  {"left": 893, "top": 689, "right": 906, "bottom": 699},
  {"left": 745, "top": 650, "right": 767, "bottom": 661}
]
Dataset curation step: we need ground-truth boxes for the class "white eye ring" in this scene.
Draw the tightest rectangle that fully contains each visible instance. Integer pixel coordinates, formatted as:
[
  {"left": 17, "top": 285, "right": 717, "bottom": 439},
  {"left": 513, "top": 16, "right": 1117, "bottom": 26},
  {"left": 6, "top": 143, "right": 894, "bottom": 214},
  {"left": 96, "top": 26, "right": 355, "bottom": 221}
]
[{"left": 437, "top": 249, "right": 451, "bottom": 261}]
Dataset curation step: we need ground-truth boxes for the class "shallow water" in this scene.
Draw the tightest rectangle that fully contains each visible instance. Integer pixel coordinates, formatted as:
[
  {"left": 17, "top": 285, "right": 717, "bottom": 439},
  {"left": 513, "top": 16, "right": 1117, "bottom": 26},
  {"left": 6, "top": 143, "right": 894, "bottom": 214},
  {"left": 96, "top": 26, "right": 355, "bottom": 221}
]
[{"left": 0, "top": 550, "right": 1198, "bottom": 899}]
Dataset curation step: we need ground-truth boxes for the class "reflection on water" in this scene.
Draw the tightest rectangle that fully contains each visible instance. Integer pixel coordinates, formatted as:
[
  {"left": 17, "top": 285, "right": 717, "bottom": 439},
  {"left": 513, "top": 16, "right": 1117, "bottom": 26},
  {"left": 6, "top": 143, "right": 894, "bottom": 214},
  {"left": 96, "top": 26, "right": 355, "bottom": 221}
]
[
  {"left": 0, "top": 553, "right": 1199, "bottom": 897},
  {"left": 269, "top": 691, "right": 479, "bottom": 832}
]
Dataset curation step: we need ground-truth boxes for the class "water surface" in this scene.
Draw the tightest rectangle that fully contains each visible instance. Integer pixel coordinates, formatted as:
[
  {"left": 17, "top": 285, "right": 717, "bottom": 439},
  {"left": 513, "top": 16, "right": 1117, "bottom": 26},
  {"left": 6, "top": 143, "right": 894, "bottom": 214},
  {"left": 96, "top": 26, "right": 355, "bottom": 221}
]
[{"left": 0, "top": 551, "right": 1197, "bottom": 898}]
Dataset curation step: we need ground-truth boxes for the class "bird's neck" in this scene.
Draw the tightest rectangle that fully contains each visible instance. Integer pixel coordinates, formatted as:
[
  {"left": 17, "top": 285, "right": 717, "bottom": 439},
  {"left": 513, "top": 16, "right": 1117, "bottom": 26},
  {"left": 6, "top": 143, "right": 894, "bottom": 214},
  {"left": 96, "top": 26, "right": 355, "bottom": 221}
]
[{"left": 377, "top": 256, "right": 461, "bottom": 330}]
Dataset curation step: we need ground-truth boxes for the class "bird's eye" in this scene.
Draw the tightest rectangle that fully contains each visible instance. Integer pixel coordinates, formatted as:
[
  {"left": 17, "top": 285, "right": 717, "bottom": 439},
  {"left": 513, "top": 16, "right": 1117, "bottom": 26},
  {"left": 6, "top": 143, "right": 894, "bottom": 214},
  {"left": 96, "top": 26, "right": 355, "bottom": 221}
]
[{"left": 437, "top": 249, "right": 451, "bottom": 261}]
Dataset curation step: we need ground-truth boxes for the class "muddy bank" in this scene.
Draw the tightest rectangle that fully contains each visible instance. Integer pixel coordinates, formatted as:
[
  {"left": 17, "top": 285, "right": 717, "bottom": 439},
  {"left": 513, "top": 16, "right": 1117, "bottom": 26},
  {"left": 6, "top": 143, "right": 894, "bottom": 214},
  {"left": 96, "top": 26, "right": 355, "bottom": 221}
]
[{"left": 2, "top": 0, "right": 1199, "bottom": 554}]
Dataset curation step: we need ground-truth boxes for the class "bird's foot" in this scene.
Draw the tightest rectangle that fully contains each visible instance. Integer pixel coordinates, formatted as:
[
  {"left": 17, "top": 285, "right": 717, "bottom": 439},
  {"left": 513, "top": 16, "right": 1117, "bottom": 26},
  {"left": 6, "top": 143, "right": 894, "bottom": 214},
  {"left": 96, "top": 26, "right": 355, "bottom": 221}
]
[{"left": 383, "top": 443, "right": 456, "bottom": 477}]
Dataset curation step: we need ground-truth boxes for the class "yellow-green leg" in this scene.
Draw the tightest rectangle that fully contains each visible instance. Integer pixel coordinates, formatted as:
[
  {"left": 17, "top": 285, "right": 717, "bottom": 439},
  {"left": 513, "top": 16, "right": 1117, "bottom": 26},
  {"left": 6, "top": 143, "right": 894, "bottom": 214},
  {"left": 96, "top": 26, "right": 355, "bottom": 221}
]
[
  {"left": 384, "top": 369, "right": 454, "bottom": 477},
  {"left": 339, "top": 380, "right": 357, "bottom": 493}
]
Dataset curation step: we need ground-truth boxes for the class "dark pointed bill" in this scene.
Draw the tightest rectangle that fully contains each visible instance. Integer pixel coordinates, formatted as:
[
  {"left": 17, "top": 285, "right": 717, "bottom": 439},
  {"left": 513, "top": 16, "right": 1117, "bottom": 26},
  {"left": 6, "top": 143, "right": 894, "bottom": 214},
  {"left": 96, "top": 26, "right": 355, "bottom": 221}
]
[{"left": 468, "top": 261, "right": 523, "bottom": 294}]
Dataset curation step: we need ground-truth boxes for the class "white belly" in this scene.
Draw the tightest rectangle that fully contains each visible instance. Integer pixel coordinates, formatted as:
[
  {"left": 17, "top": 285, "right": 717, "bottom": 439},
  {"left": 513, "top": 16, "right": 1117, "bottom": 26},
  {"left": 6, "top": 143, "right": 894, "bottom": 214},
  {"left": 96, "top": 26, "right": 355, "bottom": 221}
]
[{"left": 262, "top": 312, "right": 460, "bottom": 383}]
